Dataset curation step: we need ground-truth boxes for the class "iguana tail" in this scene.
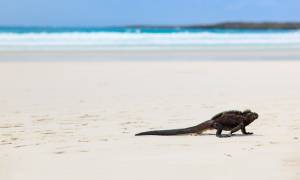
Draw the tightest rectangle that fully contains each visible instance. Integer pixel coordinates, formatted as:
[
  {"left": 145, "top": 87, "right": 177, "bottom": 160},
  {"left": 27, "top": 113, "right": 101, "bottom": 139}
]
[{"left": 135, "top": 120, "right": 213, "bottom": 136}]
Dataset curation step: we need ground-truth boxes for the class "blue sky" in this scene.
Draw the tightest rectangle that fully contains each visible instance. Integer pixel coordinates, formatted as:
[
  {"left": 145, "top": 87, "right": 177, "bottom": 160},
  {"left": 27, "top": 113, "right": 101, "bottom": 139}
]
[{"left": 0, "top": 0, "right": 299, "bottom": 26}]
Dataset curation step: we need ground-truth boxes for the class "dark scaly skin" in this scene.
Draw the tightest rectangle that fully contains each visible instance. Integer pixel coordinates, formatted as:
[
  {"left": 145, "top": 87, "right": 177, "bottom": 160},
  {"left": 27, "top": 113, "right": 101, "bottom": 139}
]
[
  {"left": 211, "top": 110, "right": 258, "bottom": 137},
  {"left": 135, "top": 110, "right": 259, "bottom": 138}
]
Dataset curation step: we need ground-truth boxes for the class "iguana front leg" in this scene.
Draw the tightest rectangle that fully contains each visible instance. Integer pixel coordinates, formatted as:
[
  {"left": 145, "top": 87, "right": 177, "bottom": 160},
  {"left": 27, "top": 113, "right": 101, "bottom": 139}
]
[
  {"left": 230, "top": 123, "right": 253, "bottom": 135},
  {"left": 230, "top": 123, "right": 243, "bottom": 134},
  {"left": 241, "top": 126, "right": 253, "bottom": 135}
]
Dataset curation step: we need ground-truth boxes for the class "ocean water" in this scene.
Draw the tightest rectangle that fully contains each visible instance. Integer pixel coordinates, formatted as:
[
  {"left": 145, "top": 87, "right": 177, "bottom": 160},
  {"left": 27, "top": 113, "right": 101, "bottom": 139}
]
[{"left": 0, "top": 27, "right": 300, "bottom": 50}]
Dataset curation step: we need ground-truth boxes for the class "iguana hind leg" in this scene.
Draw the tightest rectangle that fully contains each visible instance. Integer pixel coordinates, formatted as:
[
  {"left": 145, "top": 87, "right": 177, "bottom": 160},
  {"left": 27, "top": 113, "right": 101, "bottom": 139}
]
[{"left": 214, "top": 123, "right": 231, "bottom": 138}]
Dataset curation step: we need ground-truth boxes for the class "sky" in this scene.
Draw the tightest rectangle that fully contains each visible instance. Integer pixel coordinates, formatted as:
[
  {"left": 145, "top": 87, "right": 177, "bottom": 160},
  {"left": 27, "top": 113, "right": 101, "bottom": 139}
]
[{"left": 0, "top": 0, "right": 299, "bottom": 26}]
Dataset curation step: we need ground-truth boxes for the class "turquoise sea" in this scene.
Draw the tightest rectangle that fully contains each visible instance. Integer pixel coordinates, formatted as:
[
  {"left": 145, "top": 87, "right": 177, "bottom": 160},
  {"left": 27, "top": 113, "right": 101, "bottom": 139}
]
[{"left": 0, "top": 27, "right": 299, "bottom": 50}]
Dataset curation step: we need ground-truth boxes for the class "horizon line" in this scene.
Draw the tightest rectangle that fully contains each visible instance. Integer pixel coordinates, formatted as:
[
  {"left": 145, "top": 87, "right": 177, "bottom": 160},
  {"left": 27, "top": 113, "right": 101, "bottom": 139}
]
[{"left": 1, "top": 21, "right": 300, "bottom": 28}]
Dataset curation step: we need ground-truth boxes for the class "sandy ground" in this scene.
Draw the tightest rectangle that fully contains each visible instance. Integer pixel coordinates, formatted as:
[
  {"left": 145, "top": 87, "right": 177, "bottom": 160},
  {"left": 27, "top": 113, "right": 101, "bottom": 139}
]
[{"left": 0, "top": 51, "right": 300, "bottom": 180}]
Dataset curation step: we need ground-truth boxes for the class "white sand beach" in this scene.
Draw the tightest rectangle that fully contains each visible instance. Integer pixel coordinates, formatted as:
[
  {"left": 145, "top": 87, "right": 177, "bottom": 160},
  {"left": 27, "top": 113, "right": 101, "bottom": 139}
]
[{"left": 0, "top": 50, "right": 300, "bottom": 180}]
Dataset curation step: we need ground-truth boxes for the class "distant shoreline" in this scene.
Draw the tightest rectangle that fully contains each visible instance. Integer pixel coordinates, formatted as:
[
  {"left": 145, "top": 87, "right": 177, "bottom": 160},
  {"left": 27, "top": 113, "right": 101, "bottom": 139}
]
[
  {"left": 1, "top": 22, "right": 300, "bottom": 30},
  {"left": 126, "top": 22, "right": 300, "bottom": 30}
]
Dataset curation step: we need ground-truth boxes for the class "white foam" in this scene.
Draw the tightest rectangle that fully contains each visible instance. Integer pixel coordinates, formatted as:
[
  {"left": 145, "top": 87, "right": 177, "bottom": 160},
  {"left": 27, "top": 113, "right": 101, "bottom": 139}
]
[{"left": 0, "top": 32, "right": 300, "bottom": 50}]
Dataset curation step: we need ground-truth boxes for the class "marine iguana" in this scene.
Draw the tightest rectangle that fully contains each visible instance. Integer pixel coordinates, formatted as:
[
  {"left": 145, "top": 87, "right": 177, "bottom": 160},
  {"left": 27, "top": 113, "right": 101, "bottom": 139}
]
[{"left": 135, "top": 110, "right": 258, "bottom": 138}]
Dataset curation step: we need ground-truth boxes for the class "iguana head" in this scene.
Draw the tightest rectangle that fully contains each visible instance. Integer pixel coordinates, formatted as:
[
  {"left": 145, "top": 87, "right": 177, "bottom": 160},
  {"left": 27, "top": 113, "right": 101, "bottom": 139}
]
[{"left": 243, "top": 109, "right": 259, "bottom": 122}]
